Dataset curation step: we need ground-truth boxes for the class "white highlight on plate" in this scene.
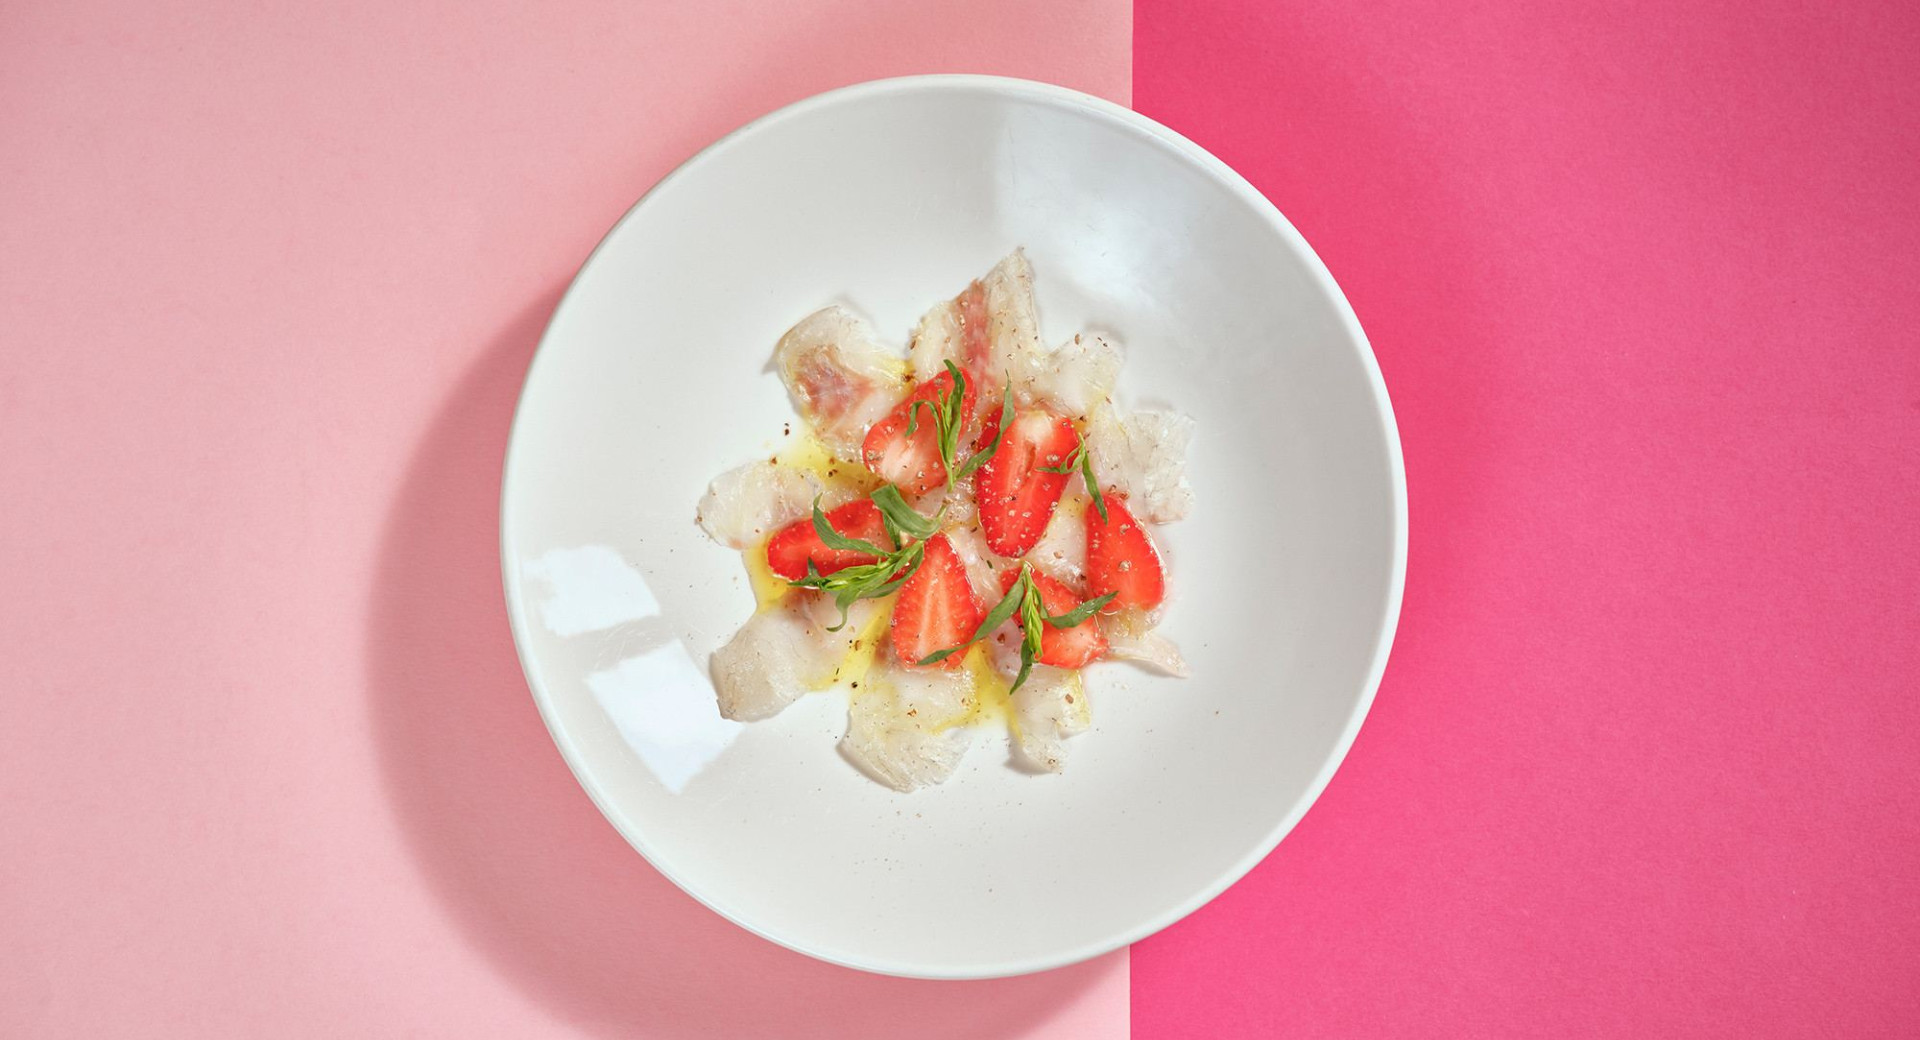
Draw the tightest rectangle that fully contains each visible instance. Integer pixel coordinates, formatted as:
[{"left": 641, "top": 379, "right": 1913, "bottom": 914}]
[
  {"left": 587, "top": 641, "right": 743, "bottom": 794},
  {"left": 522, "top": 545, "right": 661, "bottom": 636}
]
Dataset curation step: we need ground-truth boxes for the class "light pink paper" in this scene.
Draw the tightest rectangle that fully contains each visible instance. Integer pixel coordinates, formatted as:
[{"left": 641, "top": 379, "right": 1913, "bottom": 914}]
[
  {"left": 1132, "top": 0, "right": 1920, "bottom": 1035},
  {"left": 0, "top": 1, "right": 1128, "bottom": 1036}
]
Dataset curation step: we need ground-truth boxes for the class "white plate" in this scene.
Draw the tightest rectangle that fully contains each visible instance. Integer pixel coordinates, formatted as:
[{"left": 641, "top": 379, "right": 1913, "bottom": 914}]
[{"left": 501, "top": 75, "right": 1405, "bottom": 979}]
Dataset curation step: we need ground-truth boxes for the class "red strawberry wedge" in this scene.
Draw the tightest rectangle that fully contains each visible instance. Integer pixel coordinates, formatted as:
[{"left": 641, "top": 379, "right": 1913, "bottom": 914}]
[
  {"left": 765, "top": 499, "right": 890, "bottom": 581},
  {"left": 891, "top": 534, "right": 984, "bottom": 668},
  {"left": 861, "top": 370, "right": 976, "bottom": 495},
  {"left": 1084, "top": 494, "right": 1166, "bottom": 611},
  {"left": 1002, "top": 568, "right": 1108, "bottom": 668},
  {"left": 974, "top": 409, "right": 1078, "bottom": 557}
]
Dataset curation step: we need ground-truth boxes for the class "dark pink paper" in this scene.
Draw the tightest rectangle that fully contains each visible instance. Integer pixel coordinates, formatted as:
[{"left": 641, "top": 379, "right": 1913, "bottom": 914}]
[{"left": 1132, "top": 0, "right": 1920, "bottom": 1035}]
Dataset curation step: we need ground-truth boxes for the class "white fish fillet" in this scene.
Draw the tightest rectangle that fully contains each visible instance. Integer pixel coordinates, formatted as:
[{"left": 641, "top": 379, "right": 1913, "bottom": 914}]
[
  {"left": 984, "top": 617, "right": 1027, "bottom": 677},
  {"left": 696, "top": 460, "right": 820, "bottom": 549},
  {"left": 709, "top": 608, "right": 814, "bottom": 722},
  {"left": 841, "top": 664, "right": 978, "bottom": 791},
  {"left": 980, "top": 251, "right": 1048, "bottom": 394},
  {"left": 1010, "top": 665, "right": 1091, "bottom": 773},
  {"left": 773, "top": 306, "right": 907, "bottom": 461},
  {"left": 943, "top": 523, "right": 1012, "bottom": 606},
  {"left": 1025, "top": 491, "right": 1090, "bottom": 586},
  {"left": 1099, "top": 608, "right": 1189, "bottom": 677},
  {"left": 909, "top": 254, "right": 1121, "bottom": 421},
  {"left": 906, "top": 293, "right": 963, "bottom": 384},
  {"left": 1026, "top": 333, "right": 1122, "bottom": 419},
  {"left": 710, "top": 596, "right": 881, "bottom": 721},
  {"left": 908, "top": 251, "right": 1048, "bottom": 397},
  {"left": 1085, "top": 404, "right": 1195, "bottom": 523},
  {"left": 908, "top": 473, "right": 977, "bottom": 527}
]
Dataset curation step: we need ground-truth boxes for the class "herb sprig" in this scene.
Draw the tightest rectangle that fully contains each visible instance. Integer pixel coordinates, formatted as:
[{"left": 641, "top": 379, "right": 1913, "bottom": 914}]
[
  {"left": 870, "top": 483, "right": 941, "bottom": 544},
  {"left": 1039, "top": 440, "right": 1108, "bottom": 523},
  {"left": 905, "top": 360, "right": 1012, "bottom": 492},
  {"left": 916, "top": 562, "right": 1116, "bottom": 694},
  {"left": 787, "top": 497, "right": 927, "bottom": 630}
]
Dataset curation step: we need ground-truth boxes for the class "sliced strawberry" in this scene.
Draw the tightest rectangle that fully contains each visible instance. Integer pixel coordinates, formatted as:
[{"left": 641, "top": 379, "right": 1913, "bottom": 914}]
[
  {"left": 891, "top": 534, "right": 983, "bottom": 668},
  {"left": 1001, "top": 567, "right": 1108, "bottom": 668},
  {"left": 1084, "top": 495, "right": 1166, "bottom": 611},
  {"left": 765, "top": 499, "right": 890, "bottom": 581},
  {"left": 974, "top": 409, "right": 1077, "bottom": 557},
  {"left": 974, "top": 401, "right": 1002, "bottom": 443},
  {"left": 963, "top": 401, "right": 1004, "bottom": 472},
  {"left": 861, "top": 370, "right": 976, "bottom": 495}
]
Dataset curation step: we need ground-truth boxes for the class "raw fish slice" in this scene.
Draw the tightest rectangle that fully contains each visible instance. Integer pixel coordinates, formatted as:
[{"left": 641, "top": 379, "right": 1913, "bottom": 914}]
[
  {"left": 980, "top": 603, "right": 1096, "bottom": 770},
  {"left": 1098, "top": 608, "right": 1189, "bottom": 677},
  {"left": 709, "top": 607, "right": 815, "bottom": 721},
  {"left": 789, "top": 581, "right": 889, "bottom": 641},
  {"left": 906, "top": 471, "right": 977, "bottom": 526},
  {"left": 773, "top": 307, "right": 907, "bottom": 461},
  {"left": 710, "top": 596, "right": 881, "bottom": 721},
  {"left": 984, "top": 616, "right": 1027, "bottom": 676},
  {"left": 1085, "top": 404, "right": 1195, "bottom": 523},
  {"left": 1025, "top": 491, "right": 1090, "bottom": 587},
  {"left": 979, "top": 251, "right": 1048, "bottom": 396},
  {"left": 1025, "top": 333, "right": 1122, "bottom": 420},
  {"left": 697, "top": 460, "right": 820, "bottom": 549},
  {"left": 943, "top": 523, "right": 1013, "bottom": 607},
  {"left": 1010, "top": 665, "right": 1090, "bottom": 773},
  {"left": 840, "top": 663, "right": 978, "bottom": 791},
  {"left": 908, "top": 251, "right": 1047, "bottom": 403},
  {"left": 906, "top": 291, "right": 963, "bottom": 384}
]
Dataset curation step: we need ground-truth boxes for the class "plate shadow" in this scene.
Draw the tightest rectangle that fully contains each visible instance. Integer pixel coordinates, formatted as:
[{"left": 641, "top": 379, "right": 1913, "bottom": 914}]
[{"left": 363, "top": 294, "right": 1116, "bottom": 1038}]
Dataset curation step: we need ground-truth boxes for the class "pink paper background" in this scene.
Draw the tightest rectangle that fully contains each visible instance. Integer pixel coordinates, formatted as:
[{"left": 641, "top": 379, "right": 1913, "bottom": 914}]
[
  {"left": 1132, "top": 0, "right": 1920, "bottom": 1035},
  {"left": 0, "top": 2, "right": 1130, "bottom": 1037},
  {"left": 9, "top": 0, "right": 1919, "bottom": 1035}
]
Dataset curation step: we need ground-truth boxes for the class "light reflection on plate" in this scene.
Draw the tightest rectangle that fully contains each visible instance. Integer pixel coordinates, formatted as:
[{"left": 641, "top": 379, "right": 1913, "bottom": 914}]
[
  {"left": 522, "top": 545, "right": 661, "bottom": 636},
  {"left": 588, "top": 642, "right": 741, "bottom": 794}
]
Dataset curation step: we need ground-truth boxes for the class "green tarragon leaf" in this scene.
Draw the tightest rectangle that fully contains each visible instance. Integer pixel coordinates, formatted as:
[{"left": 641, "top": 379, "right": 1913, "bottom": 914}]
[
  {"left": 912, "top": 564, "right": 1114, "bottom": 694},
  {"left": 1039, "top": 441, "right": 1108, "bottom": 523},
  {"left": 954, "top": 382, "right": 1012, "bottom": 482},
  {"left": 1044, "top": 590, "right": 1117, "bottom": 629},
  {"left": 914, "top": 563, "right": 1029, "bottom": 667},
  {"left": 870, "top": 484, "right": 941, "bottom": 541},
  {"left": 788, "top": 499, "right": 929, "bottom": 630},
  {"left": 808, "top": 498, "right": 887, "bottom": 556}
]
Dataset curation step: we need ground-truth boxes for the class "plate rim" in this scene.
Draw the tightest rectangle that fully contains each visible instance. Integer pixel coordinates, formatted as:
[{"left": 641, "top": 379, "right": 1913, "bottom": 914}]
[{"left": 498, "top": 73, "right": 1409, "bottom": 979}]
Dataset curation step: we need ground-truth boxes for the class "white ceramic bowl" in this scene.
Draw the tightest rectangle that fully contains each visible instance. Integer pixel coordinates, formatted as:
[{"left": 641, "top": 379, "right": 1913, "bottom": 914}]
[{"left": 501, "top": 76, "right": 1405, "bottom": 979}]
